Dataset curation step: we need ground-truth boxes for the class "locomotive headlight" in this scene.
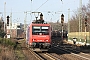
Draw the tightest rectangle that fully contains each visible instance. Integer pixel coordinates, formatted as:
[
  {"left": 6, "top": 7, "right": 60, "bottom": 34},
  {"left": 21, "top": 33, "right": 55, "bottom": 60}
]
[
  {"left": 33, "top": 39, "right": 36, "bottom": 41},
  {"left": 30, "top": 43, "right": 31, "bottom": 45},
  {"left": 46, "top": 40, "right": 48, "bottom": 41},
  {"left": 33, "top": 39, "right": 34, "bottom": 41}
]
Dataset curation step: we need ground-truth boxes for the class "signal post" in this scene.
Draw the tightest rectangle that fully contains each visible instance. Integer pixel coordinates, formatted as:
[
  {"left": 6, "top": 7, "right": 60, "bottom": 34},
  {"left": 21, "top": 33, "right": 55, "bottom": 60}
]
[
  {"left": 7, "top": 16, "right": 10, "bottom": 26},
  {"left": 6, "top": 16, "right": 10, "bottom": 38},
  {"left": 61, "top": 14, "right": 64, "bottom": 40},
  {"left": 85, "top": 16, "right": 87, "bottom": 45}
]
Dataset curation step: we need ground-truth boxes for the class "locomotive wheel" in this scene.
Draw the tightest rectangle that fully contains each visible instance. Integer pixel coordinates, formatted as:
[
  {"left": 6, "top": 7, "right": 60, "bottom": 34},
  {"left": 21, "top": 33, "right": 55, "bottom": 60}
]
[
  {"left": 26, "top": 44, "right": 27, "bottom": 47},
  {"left": 27, "top": 44, "right": 30, "bottom": 48}
]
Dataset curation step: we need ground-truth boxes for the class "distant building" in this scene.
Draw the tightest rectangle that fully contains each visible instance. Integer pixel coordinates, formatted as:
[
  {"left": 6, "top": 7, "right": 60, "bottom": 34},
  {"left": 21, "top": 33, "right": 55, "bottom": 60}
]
[{"left": 7, "top": 23, "right": 24, "bottom": 38}]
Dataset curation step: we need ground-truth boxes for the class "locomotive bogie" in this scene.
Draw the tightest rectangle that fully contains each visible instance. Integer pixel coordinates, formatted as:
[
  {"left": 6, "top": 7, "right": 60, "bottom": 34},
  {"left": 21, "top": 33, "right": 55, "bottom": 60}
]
[{"left": 30, "top": 42, "right": 51, "bottom": 48}]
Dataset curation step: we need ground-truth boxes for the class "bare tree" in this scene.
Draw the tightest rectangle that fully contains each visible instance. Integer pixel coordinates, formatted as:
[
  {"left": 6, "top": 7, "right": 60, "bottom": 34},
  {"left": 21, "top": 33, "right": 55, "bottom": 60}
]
[{"left": 69, "top": 0, "right": 90, "bottom": 32}]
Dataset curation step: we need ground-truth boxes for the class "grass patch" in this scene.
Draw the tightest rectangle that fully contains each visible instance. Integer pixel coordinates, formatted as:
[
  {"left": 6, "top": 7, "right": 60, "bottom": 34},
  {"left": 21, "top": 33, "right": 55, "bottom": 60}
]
[
  {"left": 15, "top": 45, "right": 25, "bottom": 60},
  {"left": 0, "top": 48, "right": 2, "bottom": 53}
]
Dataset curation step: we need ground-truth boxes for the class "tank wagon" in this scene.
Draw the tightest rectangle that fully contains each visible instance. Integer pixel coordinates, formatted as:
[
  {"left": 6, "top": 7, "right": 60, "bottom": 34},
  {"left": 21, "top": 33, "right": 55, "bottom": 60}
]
[
  {"left": 51, "top": 30, "right": 68, "bottom": 39},
  {"left": 26, "top": 13, "right": 51, "bottom": 51}
]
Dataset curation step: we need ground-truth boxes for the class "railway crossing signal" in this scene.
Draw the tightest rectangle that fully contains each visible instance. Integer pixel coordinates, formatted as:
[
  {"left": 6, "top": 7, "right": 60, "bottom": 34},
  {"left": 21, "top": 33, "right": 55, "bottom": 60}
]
[
  {"left": 85, "top": 16, "right": 87, "bottom": 26},
  {"left": 7, "top": 16, "right": 10, "bottom": 26},
  {"left": 61, "top": 14, "right": 64, "bottom": 23}
]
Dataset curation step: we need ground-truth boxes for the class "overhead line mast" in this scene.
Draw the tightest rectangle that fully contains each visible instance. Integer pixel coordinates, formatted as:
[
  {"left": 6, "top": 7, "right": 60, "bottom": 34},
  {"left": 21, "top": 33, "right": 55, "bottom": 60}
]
[
  {"left": 68, "top": 9, "right": 70, "bottom": 38},
  {"left": 4, "top": 2, "right": 6, "bottom": 33},
  {"left": 79, "top": 0, "right": 82, "bottom": 41}
]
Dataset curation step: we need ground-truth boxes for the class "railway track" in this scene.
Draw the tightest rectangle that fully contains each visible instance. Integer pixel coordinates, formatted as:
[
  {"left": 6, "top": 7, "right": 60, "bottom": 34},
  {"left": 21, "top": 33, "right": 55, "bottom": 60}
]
[
  {"left": 43, "top": 53, "right": 60, "bottom": 60},
  {"left": 52, "top": 43, "right": 90, "bottom": 60},
  {"left": 15, "top": 39, "right": 90, "bottom": 60},
  {"left": 28, "top": 49, "right": 45, "bottom": 60},
  {"left": 28, "top": 48, "right": 60, "bottom": 60}
]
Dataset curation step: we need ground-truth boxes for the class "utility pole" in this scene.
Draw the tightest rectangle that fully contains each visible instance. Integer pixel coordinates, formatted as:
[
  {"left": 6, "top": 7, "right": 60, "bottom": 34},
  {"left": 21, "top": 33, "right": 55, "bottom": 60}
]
[
  {"left": 79, "top": 0, "right": 82, "bottom": 41},
  {"left": 80, "top": 0, "right": 82, "bottom": 32},
  {"left": 61, "top": 0, "right": 63, "bottom": 12},
  {"left": 68, "top": 9, "right": 70, "bottom": 40},
  {"left": 10, "top": 10, "right": 12, "bottom": 38},
  {"left": 4, "top": 2, "right": 6, "bottom": 38},
  {"left": 24, "top": 12, "right": 27, "bottom": 40}
]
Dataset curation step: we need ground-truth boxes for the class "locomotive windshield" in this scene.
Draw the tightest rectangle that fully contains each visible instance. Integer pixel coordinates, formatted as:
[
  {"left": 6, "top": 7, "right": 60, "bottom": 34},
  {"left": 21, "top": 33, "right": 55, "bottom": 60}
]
[{"left": 32, "top": 26, "right": 49, "bottom": 35}]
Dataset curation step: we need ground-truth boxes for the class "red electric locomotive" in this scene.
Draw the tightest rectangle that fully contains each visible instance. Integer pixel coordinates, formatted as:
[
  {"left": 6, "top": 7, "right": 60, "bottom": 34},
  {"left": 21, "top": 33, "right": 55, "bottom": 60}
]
[{"left": 26, "top": 13, "right": 51, "bottom": 51}]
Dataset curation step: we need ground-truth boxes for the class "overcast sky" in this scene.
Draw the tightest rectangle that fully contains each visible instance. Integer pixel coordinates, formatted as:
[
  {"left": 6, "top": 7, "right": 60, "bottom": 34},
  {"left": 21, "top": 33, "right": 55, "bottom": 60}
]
[{"left": 0, "top": 0, "right": 89, "bottom": 24}]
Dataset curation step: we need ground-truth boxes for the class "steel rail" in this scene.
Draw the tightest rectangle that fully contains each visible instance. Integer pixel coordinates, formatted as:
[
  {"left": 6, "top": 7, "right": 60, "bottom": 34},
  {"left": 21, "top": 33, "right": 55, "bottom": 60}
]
[{"left": 28, "top": 48, "right": 44, "bottom": 60}]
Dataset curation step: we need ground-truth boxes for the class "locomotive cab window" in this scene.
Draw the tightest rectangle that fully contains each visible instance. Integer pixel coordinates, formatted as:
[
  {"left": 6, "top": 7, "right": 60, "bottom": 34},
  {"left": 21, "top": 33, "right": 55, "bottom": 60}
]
[
  {"left": 32, "top": 26, "right": 49, "bottom": 35},
  {"left": 33, "top": 26, "right": 40, "bottom": 32},
  {"left": 32, "top": 26, "right": 40, "bottom": 35},
  {"left": 41, "top": 26, "right": 49, "bottom": 35}
]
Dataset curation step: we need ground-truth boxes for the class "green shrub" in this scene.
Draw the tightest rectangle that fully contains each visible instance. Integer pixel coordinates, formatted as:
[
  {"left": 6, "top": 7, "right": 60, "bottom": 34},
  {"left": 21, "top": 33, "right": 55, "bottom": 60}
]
[
  {"left": 0, "top": 38, "right": 16, "bottom": 47},
  {"left": 0, "top": 48, "right": 2, "bottom": 53},
  {"left": 0, "top": 30, "right": 6, "bottom": 38}
]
